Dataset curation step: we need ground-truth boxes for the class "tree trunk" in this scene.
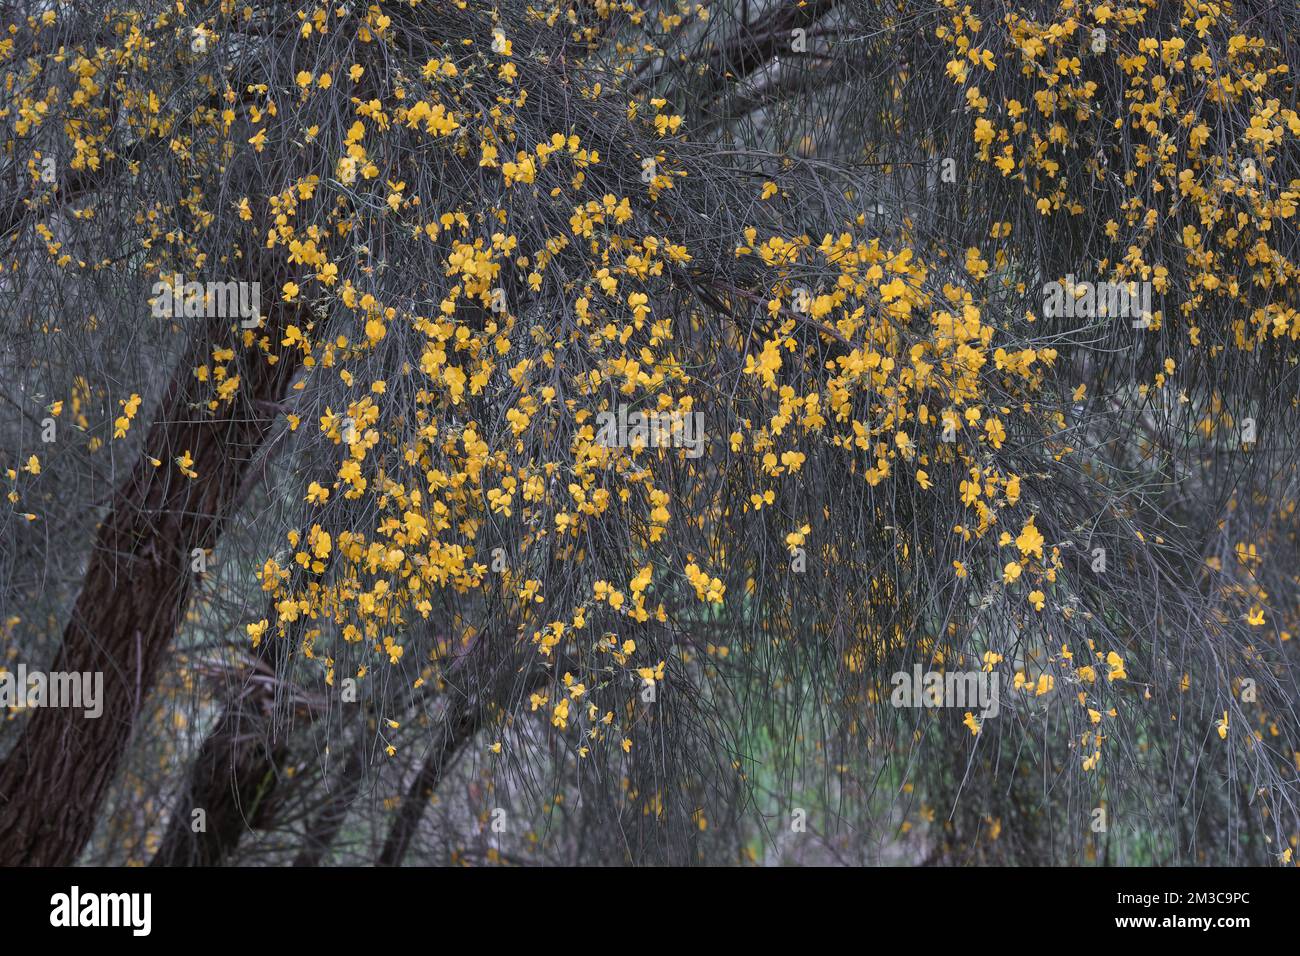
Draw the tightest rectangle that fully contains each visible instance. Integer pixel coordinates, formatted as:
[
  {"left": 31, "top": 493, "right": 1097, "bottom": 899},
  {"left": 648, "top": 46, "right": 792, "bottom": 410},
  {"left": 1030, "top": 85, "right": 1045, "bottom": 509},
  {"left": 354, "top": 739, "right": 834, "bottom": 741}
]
[
  {"left": 150, "top": 499, "right": 353, "bottom": 867},
  {"left": 0, "top": 310, "right": 302, "bottom": 866},
  {"left": 293, "top": 732, "right": 370, "bottom": 867},
  {"left": 148, "top": 686, "right": 287, "bottom": 867},
  {"left": 377, "top": 659, "right": 546, "bottom": 866},
  {"left": 376, "top": 699, "right": 478, "bottom": 867}
]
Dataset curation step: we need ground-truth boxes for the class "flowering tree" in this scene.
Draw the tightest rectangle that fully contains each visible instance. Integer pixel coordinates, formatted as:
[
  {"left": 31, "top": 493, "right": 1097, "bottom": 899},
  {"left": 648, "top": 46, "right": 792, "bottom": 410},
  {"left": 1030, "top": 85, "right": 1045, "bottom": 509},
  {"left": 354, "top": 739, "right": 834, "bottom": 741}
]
[{"left": 1, "top": 0, "right": 1298, "bottom": 866}]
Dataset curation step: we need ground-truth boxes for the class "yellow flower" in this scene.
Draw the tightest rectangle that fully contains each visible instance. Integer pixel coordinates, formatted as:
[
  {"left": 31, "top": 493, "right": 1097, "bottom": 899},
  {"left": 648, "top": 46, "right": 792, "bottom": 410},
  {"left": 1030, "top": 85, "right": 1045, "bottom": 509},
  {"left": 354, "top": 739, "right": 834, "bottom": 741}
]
[
  {"left": 246, "top": 619, "right": 269, "bottom": 647},
  {"left": 1105, "top": 651, "right": 1126, "bottom": 682},
  {"left": 175, "top": 451, "right": 198, "bottom": 479},
  {"left": 1015, "top": 518, "right": 1045, "bottom": 560},
  {"left": 551, "top": 698, "right": 570, "bottom": 729}
]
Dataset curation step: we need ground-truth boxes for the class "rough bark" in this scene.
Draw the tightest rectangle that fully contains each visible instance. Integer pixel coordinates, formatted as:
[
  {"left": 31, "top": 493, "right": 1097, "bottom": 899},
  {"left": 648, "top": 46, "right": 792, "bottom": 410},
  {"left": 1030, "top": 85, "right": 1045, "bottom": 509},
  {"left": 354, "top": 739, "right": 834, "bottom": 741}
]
[{"left": 0, "top": 307, "right": 302, "bottom": 866}]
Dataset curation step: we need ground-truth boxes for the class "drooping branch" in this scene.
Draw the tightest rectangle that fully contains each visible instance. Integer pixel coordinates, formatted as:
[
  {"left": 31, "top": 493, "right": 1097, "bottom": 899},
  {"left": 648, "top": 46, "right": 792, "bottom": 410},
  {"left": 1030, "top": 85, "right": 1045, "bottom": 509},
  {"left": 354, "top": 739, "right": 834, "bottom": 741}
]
[{"left": 376, "top": 652, "right": 548, "bottom": 867}]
